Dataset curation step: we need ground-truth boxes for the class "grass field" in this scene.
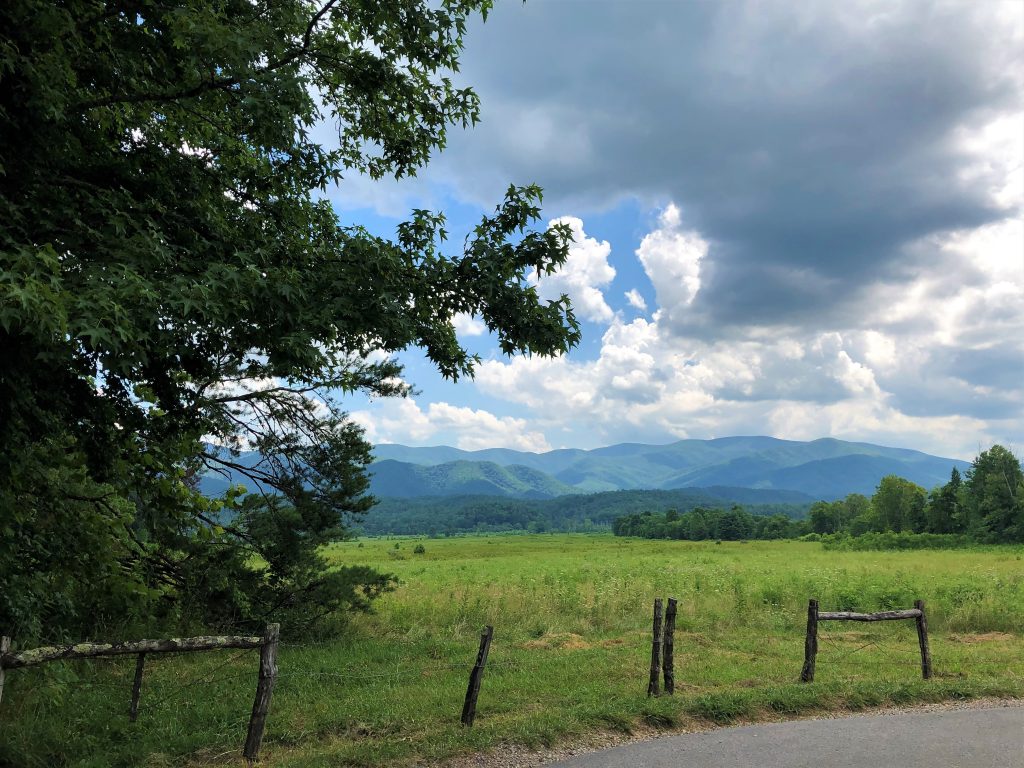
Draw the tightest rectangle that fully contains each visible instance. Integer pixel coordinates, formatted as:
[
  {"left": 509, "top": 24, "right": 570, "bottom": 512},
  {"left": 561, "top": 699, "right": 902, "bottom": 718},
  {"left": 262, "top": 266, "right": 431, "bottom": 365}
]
[{"left": 3, "top": 535, "right": 1023, "bottom": 767}]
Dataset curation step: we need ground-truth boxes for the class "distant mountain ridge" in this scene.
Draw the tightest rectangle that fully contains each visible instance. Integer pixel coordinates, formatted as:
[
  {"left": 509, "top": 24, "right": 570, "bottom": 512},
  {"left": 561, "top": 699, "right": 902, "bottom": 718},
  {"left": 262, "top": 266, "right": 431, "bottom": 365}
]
[
  {"left": 367, "top": 459, "right": 581, "bottom": 499},
  {"left": 369, "top": 437, "right": 968, "bottom": 500}
]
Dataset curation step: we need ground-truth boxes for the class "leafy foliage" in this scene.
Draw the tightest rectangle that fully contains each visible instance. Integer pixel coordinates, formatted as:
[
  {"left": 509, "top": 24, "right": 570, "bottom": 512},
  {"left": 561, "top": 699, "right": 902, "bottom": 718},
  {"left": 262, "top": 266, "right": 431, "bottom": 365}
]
[
  {"left": 614, "top": 446, "right": 1023, "bottom": 546},
  {"left": 965, "top": 445, "right": 1024, "bottom": 542},
  {"left": 0, "top": 0, "right": 579, "bottom": 640},
  {"left": 610, "top": 448, "right": 1019, "bottom": 548},
  {"left": 612, "top": 507, "right": 806, "bottom": 541},
  {"left": 363, "top": 489, "right": 811, "bottom": 535}
]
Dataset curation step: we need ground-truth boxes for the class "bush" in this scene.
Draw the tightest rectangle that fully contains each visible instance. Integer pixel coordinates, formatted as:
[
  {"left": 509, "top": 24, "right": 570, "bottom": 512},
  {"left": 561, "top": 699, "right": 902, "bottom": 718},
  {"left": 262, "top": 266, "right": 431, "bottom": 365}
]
[
  {"left": 821, "top": 531, "right": 973, "bottom": 551},
  {"left": 413, "top": 544, "right": 426, "bottom": 554}
]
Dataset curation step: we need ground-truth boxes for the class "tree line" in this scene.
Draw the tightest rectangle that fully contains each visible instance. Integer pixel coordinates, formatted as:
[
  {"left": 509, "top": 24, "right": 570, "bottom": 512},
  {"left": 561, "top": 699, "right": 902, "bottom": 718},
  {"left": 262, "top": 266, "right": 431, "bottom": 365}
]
[
  {"left": 614, "top": 445, "right": 1024, "bottom": 544},
  {"left": 364, "top": 489, "right": 808, "bottom": 536}
]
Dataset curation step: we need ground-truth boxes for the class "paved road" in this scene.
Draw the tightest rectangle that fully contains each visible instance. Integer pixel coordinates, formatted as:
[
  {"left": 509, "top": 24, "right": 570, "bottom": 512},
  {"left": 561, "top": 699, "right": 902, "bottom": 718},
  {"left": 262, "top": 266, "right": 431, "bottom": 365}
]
[{"left": 549, "top": 707, "right": 1024, "bottom": 768}]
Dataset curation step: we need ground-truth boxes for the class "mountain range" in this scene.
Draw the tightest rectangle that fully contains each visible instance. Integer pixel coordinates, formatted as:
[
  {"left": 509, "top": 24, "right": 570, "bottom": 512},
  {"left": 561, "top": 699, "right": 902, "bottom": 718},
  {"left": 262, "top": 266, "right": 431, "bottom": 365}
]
[{"left": 367, "top": 437, "right": 968, "bottom": 501}]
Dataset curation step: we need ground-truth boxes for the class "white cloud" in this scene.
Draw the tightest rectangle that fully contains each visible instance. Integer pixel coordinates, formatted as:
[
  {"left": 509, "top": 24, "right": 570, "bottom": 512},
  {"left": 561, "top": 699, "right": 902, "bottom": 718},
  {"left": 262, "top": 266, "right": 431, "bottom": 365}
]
[
  {"left": 326, "top": 0, "right": 1023, "bottom": 462},
  {"left": 426, "top": 402, "right": 551, "bottom": 452},
  {"left": 351, "top": 398, "right": 551, "bottom": 453},
  {"left": 350, "top": 398, "right": 434, "bottom": 446},
  {"left": 625, "top": 289, "right": 648, "bottom": 312},
  {"left": 452, "top": 312, "right": 486, "bottom": 337},
  {"left": 533, "top": 216, "right": 616, "bottom": 323},
  {"left": 470, "top": 202, "right": 1024, "bottom": 459},
  {"left": 635, "top": 204, "right": 708, "bottom": 329}
]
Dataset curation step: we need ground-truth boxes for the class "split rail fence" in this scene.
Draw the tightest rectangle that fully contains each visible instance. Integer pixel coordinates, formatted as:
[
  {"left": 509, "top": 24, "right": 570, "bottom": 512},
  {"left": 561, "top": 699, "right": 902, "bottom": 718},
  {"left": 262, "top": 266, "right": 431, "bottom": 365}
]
[
  {"left": 0, "top": 593, "right": 988, "bottom": 762},
  {"left": 800, "top": 598, "right": 932, "bottom": 682},
  {"left": 645, "top": 595, "right": 935, "bottom": 694},
  {"left": 0, "top": 621, "right": 499, "bottom": 763},
  {"left": 0, "top": 624, "right": 280, "bottom": 764}
]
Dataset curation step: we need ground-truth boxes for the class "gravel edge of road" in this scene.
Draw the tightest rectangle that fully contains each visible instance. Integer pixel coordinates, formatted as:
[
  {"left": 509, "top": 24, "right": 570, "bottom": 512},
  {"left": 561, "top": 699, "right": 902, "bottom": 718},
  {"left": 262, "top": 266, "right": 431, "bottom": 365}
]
[{"left": 439, "top": 696, "right": 1024, "bottom": 768}]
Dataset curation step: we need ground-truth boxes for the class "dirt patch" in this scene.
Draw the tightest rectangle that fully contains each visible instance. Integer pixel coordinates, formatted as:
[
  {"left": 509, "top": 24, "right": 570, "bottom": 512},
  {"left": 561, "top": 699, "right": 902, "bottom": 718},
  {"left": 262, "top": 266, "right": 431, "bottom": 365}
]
[
  {"left": 521, "top": 633, "right": 592, "bottom": 651},
  {"left": 949, "top": 632, "right": 1015, "bottom": 644}
]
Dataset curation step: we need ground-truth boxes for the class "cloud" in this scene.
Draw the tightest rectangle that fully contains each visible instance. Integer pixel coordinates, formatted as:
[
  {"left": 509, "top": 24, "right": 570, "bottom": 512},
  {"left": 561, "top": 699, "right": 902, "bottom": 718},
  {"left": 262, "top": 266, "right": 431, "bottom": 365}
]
[
  {"left": 452, "top": 312, "right": 486, "bottom": 337},
  {"left": 427, "top": 1, "right": 1022, "bottom": 336},
  {"left": 635, "top": 204, "right": 708, "bottom": 333},
  {"left": 350, "top": 398, "right": 551, "bottom": 453},
  {"left": 532, "top": 216, "right": 616, "bottom": 323},
  {"left": 624, "top": 289, "right": 647, "bottom": 312},
  {"left": 333, "top": 3, "right": 1022, "bottom": 459},
  {"left": 472, "top": 204, "right": 1023, "bottom": 459}
]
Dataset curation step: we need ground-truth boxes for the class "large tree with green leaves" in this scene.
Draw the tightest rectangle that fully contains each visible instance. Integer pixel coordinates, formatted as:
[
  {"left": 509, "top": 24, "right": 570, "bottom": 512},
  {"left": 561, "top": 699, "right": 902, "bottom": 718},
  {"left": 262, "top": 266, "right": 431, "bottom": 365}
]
[
  {"left": 0, "top": 0, "right": 579, "bottom": 640},
  {"left": 871, "top": 475, "right": 927, "bottom": 533},
  {"left": 964, "top": 446, "right": 1023, "bottom": 542}
]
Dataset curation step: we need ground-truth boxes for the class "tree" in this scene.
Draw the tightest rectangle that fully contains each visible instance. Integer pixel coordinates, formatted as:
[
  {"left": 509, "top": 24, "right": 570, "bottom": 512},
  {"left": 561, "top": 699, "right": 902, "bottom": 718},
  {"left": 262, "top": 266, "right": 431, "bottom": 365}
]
[
  {"left": 757, "top": 514, "right": 793, "bottom": 540},
  {"left": 717, "top": 505, "right": 753, "bottom": 540},
  {"left": 871, "top": 475, "right": 927, "bottom": 533},
  {"left": 0, "top": 0, "right": 579, "bottom": 640},
  {"left": 926, "top": 467, "right": 962, "bottom": 534},
  {"left": 808, "top": 500, "right": 845, "bottom": 534},
  {"left": 964, "top": 446, "right": 1024, "bottom": 542}
]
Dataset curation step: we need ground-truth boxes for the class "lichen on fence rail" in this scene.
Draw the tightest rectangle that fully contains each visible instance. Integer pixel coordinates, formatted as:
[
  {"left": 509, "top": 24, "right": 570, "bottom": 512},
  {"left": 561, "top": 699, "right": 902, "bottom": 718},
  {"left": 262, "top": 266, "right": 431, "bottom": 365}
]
[{"left": 1, "top": 635, "right": 264, "bottom": 669}]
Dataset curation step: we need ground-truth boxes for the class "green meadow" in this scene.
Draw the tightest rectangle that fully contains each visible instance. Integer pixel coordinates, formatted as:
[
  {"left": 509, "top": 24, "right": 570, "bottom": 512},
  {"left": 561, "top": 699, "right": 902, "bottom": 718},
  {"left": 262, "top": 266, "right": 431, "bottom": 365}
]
[{"left": 3, "top": 535, "right": 1023, "bottom": 767}]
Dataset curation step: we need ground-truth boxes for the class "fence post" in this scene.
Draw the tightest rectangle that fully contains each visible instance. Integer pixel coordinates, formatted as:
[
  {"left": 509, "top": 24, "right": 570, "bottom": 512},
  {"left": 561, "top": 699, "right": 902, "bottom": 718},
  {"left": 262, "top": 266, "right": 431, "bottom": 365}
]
[
  {"left": 800, "top": 598, "right": 818, "bottom": 683},
  {"left": 461, "top": 625, "right": 493, "bottom": 726},
  {"left": 243, "top": 623, "right": 280, "bottom": 765},
  {"left": 662, "top": 598, "right": 677, "bottom": 695},
  {"left": 129, "top": 652, "right": 146, "bottom": 722},
  {"left": 647, "top": 598, "right": 663, "bottom": 697},
  {"left": 914, "top": 600, "right": 932, "bottom": 680},
  {"left": 0, "top": 636, "right": 9, "bottom": 706}
]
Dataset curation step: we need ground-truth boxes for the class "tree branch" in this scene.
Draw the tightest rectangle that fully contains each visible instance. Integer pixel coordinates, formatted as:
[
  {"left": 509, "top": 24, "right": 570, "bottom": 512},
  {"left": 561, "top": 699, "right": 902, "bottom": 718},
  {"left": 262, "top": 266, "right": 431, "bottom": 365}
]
[{"left": 76, "top": 0, "right": 342, "bottom": 110}]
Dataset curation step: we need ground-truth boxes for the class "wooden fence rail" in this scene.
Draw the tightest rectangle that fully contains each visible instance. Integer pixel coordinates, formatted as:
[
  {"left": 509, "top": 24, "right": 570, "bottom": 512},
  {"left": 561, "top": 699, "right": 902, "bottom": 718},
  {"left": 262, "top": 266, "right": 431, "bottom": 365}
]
[
  {"left": 0, "top": 625, "right": 279, "bottom": 765},
  {"left": 0, "top": 635, "right": 264, "bottom": 669},
  {"left": 800, "top": 599, "right": 932, "bottom": 682}
]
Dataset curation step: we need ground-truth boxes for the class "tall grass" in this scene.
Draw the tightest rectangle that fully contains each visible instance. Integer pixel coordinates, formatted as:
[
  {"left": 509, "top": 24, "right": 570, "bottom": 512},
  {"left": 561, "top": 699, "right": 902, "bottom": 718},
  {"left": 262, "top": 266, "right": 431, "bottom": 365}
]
[{"left": 2, "top": 536, "right": 1022, "bottom": 767}]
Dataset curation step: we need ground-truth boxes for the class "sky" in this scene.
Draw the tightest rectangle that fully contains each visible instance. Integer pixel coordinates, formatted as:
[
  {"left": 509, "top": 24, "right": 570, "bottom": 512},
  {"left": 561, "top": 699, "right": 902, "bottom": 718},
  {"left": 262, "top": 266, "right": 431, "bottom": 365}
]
[{"left": 332, "top": 0, "right": 1023, "bottom": 461}]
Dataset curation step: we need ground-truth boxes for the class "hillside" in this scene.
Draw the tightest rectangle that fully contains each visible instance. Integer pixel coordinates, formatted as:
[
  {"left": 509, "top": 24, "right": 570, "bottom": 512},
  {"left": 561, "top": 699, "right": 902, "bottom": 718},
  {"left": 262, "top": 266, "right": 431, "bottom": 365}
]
[
  {"left": 370, "top": 437, "right": 968, "bottom": 500},
  {"left": 366, "top": 459, "right": 581, "bottom": 499}
]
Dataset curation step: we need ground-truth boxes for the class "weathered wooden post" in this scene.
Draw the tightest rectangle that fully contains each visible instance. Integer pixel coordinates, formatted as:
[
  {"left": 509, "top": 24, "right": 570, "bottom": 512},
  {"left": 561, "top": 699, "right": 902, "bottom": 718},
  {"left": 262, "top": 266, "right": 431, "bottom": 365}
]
[
  {"left": 0, "top": 636, "right": 10, "bottom": 706},
  {"left": 662, "top": 598, "right": 677, "bottom": 695},
  {"left": 243, "top": 623, "right": 280, "bottom": 764},
  {"left": 461, "top": 625, "right": 493, "bottom": 726},
  {"left": 129, "top": 652, "right": 146, "bottom": 722},
  {"left": 800, "top": 598, "right": 818, "bottom": 683},
  {"left": 647, "top": 598, "right": 663, "bottom": 697},
  {"left": 914, "top": 599, "right": 932, "bottom": 680}
]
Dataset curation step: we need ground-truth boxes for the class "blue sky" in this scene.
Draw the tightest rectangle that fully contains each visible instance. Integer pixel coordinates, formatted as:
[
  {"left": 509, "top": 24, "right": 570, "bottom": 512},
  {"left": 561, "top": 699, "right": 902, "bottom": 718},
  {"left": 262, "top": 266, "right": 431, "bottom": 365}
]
[{"left": 324, "top": 1, "right": 1022, "bottom": 460}]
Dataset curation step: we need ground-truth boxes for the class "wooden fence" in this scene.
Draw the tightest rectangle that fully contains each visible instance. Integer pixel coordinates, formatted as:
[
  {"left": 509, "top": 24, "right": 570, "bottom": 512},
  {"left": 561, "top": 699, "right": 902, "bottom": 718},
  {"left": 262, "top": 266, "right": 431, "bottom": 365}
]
[
  {"left": 647, "top": 597, "right": 678, "bottom": 696},
  {"left": 1, "top": 595, "right": 944, "bottom": 760},
  {"left": 0, "top": 624, "right": 280, "bottom": 764},
  {"left": 800, "top": 598, "right": 932, "bottom": 682}
]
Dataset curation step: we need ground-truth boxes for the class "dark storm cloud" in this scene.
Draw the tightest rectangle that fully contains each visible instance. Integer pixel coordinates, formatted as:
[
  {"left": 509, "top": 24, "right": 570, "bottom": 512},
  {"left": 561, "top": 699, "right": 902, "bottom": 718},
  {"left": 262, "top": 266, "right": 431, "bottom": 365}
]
[{"left": 433, "top": 0, "right": 1021, "bottom": 334}]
